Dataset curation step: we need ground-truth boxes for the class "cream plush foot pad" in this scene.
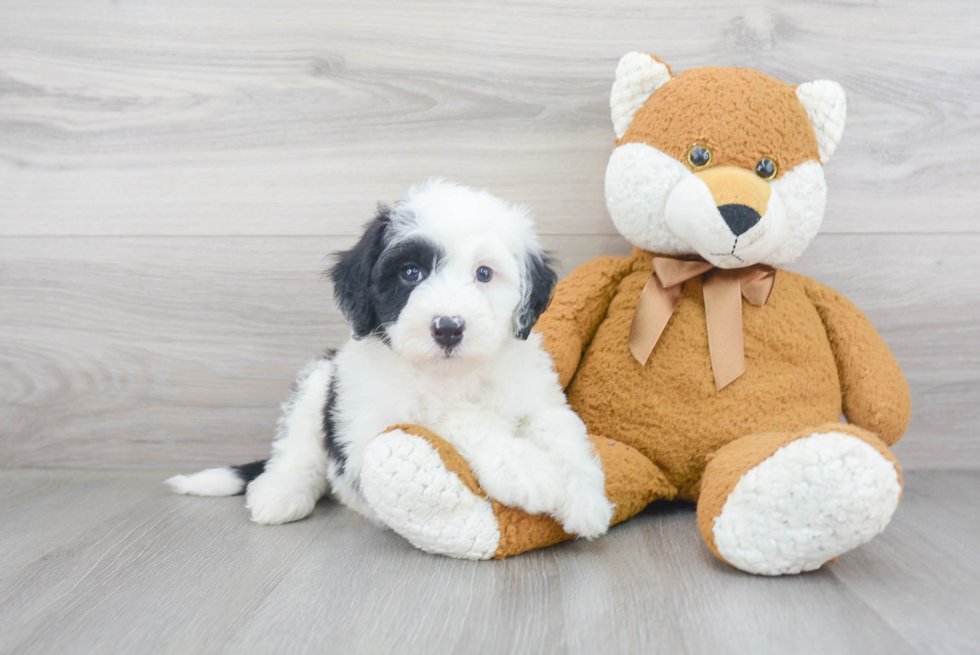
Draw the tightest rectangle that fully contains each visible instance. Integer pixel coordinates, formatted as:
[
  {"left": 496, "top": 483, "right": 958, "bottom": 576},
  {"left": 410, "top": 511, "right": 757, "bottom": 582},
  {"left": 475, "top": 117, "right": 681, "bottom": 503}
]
[
  {"left": 713, "top": 431, "right": 902, "bottom": 576},
  {"left": 360, "top": 429, "right": 501, "bottom": 560}
]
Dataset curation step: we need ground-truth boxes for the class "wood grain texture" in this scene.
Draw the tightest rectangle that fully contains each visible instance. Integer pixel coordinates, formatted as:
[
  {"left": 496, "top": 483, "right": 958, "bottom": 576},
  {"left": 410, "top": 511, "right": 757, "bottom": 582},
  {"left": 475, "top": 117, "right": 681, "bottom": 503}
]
[
  {"left": 0, "top": 470, "right": 159, "bottom": 580},
  {"left": 1, "top": 0, "right": 977, "bottom": 470},
  {"left": 829, "top": 472, "right": 980, "bottom": 654},
  {"left": 1, "top": 233, "right": 977, "bottom": 469},
  {"left": 0, "top": 234, "right": 630, "bottom": 469},
  {"left": 1, "top": 0, "right": 979, "bottom": 236},
  {"left": 3, "top": 469, "right": 976, "bottom": 654}
]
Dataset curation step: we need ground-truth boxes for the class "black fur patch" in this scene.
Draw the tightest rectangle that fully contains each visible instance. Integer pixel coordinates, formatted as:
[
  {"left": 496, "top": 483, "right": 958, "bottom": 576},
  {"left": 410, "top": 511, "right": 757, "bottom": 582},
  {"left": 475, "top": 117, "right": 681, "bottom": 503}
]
[
  {"left": 370, "top": 237, "right": 443, "bottom": 335},
  {"left": 322, "top": 373, "right": 345, "bottom": 474},
  {"left": 330, "top": 206, "right": 444, "bottom": 342},
  {"left": 330, "top": 207, "right": 391, "bottom": 338},
  {"left": 515, "top": 251, "right": 558, "bottom": 339},
  {"left": 231, "top": 460, "right": 267, "bottom": 494}
]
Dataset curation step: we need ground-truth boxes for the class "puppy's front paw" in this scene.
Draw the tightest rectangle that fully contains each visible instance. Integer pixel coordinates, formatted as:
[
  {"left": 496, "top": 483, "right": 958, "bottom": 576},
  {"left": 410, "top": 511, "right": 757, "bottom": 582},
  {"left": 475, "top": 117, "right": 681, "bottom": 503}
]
[
  {"left": 476, "top": 446, "right": 564, "bottom": 516},
  {"left": 245, "top": 472, "right": 317, "bottom": 525},
  {"left": 557, "top": 486, "right": 614, "bottom": 539}
]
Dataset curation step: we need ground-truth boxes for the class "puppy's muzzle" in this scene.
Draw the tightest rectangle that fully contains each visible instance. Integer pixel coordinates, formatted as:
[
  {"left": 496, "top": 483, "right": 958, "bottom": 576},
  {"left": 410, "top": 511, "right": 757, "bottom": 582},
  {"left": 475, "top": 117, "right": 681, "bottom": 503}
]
[{"left": 431, "top": 316, "right": 465, "bottom": 350}]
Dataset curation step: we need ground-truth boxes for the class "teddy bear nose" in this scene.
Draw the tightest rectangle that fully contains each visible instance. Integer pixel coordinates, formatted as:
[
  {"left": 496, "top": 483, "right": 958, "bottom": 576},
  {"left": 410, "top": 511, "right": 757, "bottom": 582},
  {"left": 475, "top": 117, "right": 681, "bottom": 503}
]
[{"left": 718, "top": 204, "right": 762, "bottom": 236}]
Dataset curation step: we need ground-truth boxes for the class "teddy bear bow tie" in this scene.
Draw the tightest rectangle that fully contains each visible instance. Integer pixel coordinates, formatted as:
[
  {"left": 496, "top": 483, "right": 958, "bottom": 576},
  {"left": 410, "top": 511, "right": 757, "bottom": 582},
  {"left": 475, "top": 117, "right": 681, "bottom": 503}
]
[{"left": 628, "top": 257, "right": 776, "bottom": 391}]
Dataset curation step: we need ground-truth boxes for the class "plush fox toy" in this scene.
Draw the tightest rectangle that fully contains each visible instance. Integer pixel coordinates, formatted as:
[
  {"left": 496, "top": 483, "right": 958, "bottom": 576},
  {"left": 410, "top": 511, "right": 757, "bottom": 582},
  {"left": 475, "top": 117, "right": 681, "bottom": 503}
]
[{"left": 359, "top": 54, "right": 911, "bottom": 575}]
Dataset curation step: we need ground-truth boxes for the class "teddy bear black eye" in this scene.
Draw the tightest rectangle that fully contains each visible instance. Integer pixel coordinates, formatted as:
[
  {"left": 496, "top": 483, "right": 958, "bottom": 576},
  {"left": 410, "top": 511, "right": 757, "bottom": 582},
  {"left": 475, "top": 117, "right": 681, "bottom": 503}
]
[
  {"left": 687, "top": 145, "right": 712, "bottom": 169},
  {"left": 400, "top": 264, "right": 425, "bottom": 284},
  {"left": 475, "top": 266, "right": 493, "bottom": 283},
  {"left": 755, "top": 158, "right": 777, "bottom": 180}
]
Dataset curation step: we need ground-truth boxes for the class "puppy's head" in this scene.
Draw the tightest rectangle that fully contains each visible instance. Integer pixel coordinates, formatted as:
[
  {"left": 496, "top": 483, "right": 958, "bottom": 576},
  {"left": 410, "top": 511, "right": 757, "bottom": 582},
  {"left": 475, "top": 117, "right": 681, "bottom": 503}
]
[{"left": 331, "top": 180, "right": 557, "bottom": 364}]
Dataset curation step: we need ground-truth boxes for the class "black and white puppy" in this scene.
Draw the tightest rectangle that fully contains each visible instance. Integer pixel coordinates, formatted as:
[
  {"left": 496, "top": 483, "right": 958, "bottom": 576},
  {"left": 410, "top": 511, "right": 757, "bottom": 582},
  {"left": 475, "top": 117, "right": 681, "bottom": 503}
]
[{"left": 167, "top": 180, "right": 613, "bottom": 540}]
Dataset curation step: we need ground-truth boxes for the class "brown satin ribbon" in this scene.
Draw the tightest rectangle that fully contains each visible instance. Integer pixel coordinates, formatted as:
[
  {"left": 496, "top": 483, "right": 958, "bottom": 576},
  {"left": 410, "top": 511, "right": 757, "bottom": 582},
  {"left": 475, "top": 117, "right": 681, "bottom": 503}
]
[{"left": 628, "top": 257, "right": 776, "bottom": 391}]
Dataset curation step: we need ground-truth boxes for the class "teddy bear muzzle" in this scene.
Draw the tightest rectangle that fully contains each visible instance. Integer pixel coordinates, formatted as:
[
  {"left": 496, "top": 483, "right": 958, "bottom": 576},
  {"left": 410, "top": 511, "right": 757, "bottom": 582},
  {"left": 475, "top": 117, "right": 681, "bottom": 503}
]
[
  {"left": 696, "top": 167, "right": 770, "bottom": 235},
  {"left": 664, "top": 165, "right": 789, "bottom": 269}
]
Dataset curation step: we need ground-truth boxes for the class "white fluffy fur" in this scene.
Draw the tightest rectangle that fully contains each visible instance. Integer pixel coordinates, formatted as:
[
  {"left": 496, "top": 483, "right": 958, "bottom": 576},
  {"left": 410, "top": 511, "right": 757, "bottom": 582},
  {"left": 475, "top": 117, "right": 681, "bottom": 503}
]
[
  {"left": 166, "top": 467, "right": 244, "bottom": 496},
  {"left": 169, "top": 181, "right": 613, "bottom": 543},
  {"left": 767, "top": 160, "right": 828, "bottom": 264},
  {"left": 322, "top": 322, "right": 611, "bottom": 538},
  {"left": 605, "top": 143, "right": 828, "bottom": 268},
  {"left": 383, "top": 183, "right": 537, "bottom": 363},
  {"left": 245, "top": 358, "right": 334, "bottom": 525},
  {"left": 712, "top": 431, "right": 902, "bottom": 576}
]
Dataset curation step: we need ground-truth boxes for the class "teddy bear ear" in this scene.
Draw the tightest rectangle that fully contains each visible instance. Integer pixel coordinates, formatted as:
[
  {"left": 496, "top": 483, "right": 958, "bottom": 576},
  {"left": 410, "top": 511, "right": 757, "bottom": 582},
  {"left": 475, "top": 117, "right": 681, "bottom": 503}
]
[
  {"left": 796, "top": 80, "right": 847, "bottom": 164},
  {"left": 610, "top": 52, "right": 673, "bottom": 139}
]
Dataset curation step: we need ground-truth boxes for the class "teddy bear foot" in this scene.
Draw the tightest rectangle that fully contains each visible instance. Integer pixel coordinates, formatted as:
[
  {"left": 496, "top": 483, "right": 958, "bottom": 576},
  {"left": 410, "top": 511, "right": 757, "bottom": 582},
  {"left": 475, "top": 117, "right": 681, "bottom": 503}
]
[
  {"left": 360, "top": 428, "right": 501, "bottom": 560},
  {"left": 698, "top": 424, "right": 903, "bottom": 576}
]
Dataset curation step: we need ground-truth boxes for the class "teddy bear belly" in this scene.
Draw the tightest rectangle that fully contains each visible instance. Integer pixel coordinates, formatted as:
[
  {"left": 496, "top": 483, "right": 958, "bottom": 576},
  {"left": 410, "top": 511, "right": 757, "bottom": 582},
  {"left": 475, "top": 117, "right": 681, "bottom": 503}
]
[{"left": 565, "top": 272, "right": 843, "bottom": 501}]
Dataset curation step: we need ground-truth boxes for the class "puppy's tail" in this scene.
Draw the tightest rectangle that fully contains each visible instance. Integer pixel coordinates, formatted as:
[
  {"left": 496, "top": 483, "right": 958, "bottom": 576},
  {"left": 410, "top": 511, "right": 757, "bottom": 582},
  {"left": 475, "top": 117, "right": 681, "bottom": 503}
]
[{"left": 166, "top": 460, "right": 267, "bottom": 497}]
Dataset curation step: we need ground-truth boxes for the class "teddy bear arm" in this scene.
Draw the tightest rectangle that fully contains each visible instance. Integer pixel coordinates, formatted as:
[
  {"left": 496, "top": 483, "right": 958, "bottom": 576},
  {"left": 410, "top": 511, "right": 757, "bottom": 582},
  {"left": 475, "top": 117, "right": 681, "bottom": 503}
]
[
  {"left": 366, "top": 424, "right": 676, "bottom": 559},
  {"left": 804, "top": 278, "right": 911, "bottom": 445},
  {"left": 534, "top": 255, "right": 635, "bottom": 389}
]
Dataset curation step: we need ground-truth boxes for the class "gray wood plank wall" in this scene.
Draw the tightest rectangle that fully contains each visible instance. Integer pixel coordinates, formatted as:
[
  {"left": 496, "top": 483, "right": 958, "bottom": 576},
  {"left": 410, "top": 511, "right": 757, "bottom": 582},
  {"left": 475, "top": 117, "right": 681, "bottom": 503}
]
[{"left": 2, "top": 0, "right": 978, "bottom": 469}]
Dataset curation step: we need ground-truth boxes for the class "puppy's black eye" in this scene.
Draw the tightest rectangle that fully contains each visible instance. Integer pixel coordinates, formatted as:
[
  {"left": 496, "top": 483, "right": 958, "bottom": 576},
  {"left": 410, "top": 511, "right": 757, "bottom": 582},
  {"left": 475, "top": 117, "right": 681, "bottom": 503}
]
[
  {"left": 400, "top": 264, "right": 424, "bottom": 284},
  {"left": 475, "top": 266, "right": 493, "bottom": 283},
  {"left": 688, "top": 145, "right": 712, "bottom": 170},
  {"left": 755, "top": 158, "right": 777, "bottom": 180}
]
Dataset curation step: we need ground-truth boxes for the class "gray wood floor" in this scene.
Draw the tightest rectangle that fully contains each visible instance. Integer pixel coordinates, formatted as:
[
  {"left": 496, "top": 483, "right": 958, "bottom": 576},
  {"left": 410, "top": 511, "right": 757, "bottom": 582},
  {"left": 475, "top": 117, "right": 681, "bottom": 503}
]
[{"left": 0, "top": 469, "right": 976, "bottom": 655}]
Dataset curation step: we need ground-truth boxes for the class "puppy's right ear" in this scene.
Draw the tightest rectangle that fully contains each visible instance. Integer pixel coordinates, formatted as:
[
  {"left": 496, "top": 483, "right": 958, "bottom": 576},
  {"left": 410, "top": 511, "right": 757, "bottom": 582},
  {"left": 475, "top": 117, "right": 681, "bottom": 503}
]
[{"left": 330, "top": 206, "right": 390, "bottom": 338}]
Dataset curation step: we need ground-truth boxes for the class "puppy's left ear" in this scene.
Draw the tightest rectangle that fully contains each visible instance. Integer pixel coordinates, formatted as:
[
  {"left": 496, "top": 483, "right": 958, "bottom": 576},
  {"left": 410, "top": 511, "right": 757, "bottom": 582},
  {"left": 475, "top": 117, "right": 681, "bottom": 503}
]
[{"left": 514, "top": 250, "right": 558, "bottom": 340}]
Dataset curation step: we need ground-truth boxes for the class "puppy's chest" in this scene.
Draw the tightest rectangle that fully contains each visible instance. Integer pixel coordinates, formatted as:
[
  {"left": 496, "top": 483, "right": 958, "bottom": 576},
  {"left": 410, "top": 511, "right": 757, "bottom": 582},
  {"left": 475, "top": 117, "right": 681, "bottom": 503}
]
[{"left": 389, "top": 374, "right": 507, "bottom": 425}]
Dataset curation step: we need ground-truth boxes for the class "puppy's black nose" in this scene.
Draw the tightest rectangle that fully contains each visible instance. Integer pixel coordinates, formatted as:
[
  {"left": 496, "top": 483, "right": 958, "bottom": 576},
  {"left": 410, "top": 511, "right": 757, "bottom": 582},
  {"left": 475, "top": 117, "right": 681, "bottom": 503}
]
[
  {"left": 432, "top": 316, "right": 465, "bottom": 349},
  {"left": 718, "top": 204, "right": 762, "bottom": 236}
]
